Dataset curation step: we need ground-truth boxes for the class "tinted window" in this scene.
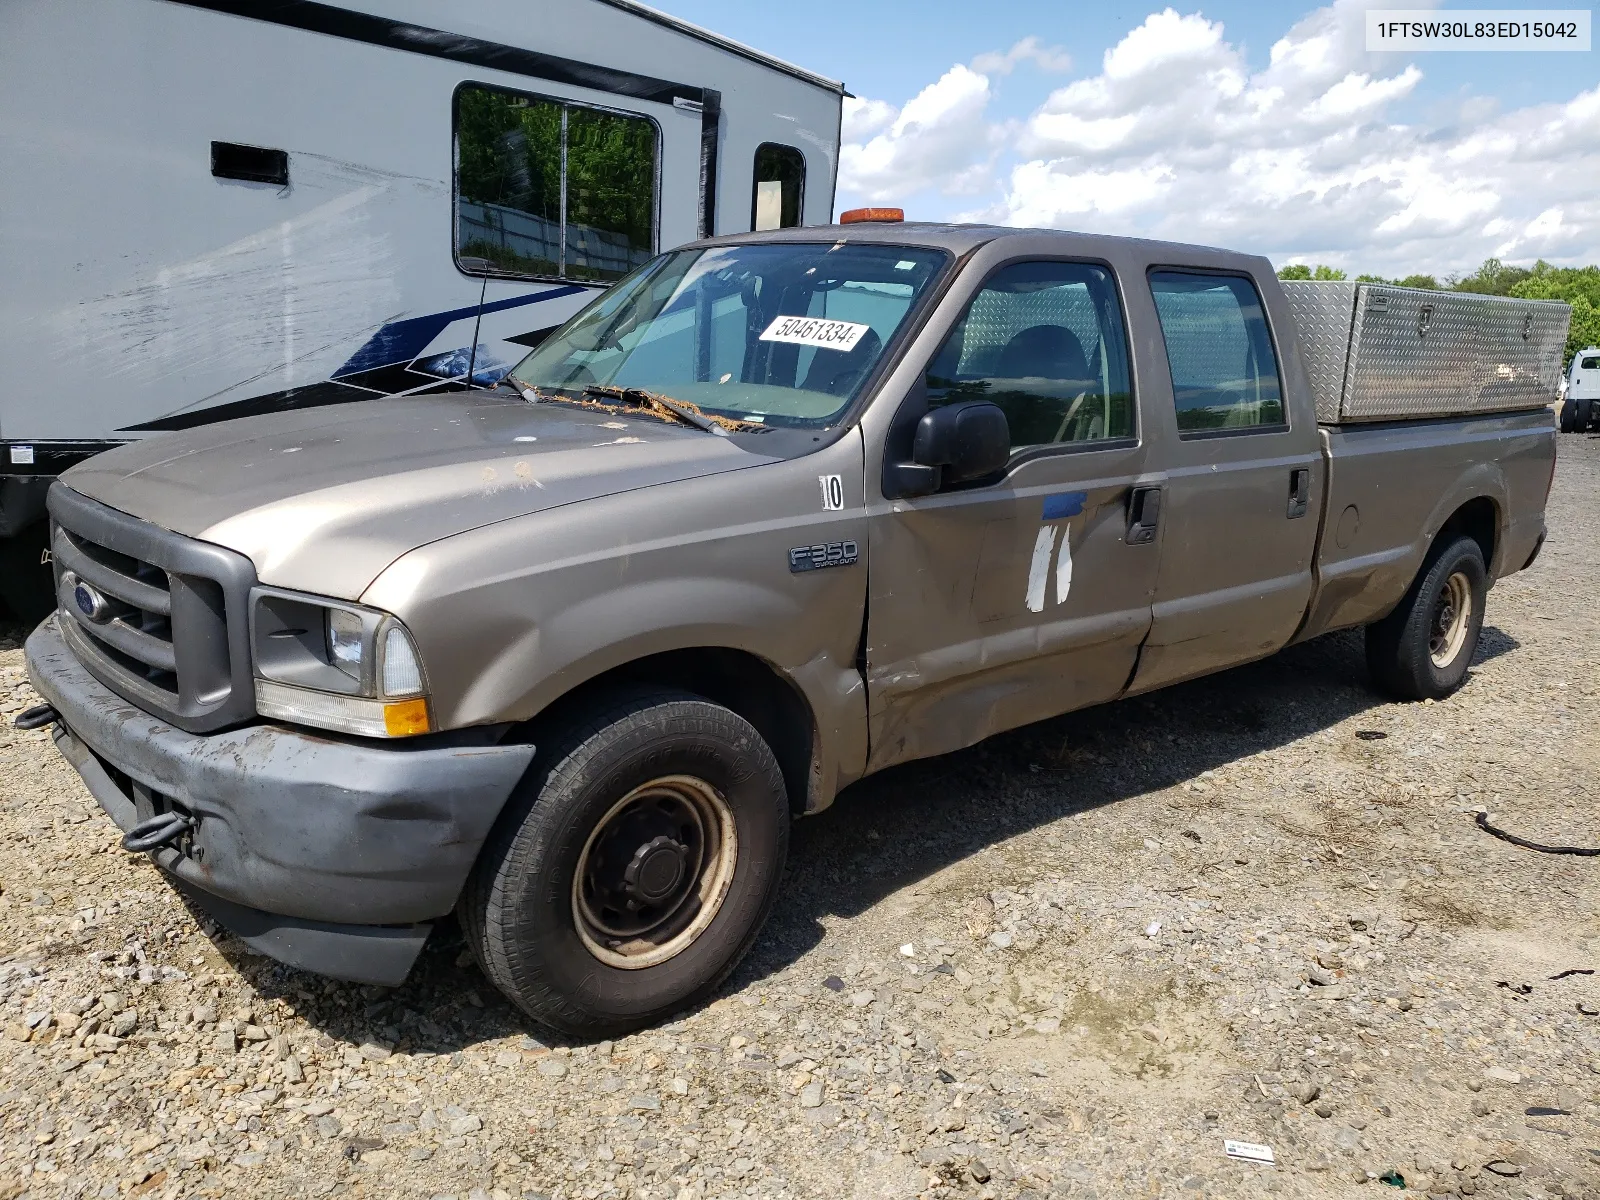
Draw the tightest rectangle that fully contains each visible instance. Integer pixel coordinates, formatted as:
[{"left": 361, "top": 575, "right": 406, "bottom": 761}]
[
  {"left": 752, "top": 144, "right": 805, "bottom": 231},
  {"left": 1149, "top": 271, "right": 1284, "bottom": 433},
  {"left": 455, "top": 84, "right": 656, "bottom": 282},
  {"left": 1581, "top": 355, "right": 1600, "bottom": 370},
  {"left": 510, "top": 243, "right": 948, "bottom": 428},
  {"left": 927, "top": 261, "right": 1133, "bottom": 450}
]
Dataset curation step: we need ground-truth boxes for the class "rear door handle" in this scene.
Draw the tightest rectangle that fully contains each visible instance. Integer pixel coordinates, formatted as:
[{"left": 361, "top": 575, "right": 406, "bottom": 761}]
[
  {"left": 1287, "top": 468, "right": 1310, "bottom": 520},
  {"left": 1126, "top": 485, "right": 1161, "bottom": 545}
]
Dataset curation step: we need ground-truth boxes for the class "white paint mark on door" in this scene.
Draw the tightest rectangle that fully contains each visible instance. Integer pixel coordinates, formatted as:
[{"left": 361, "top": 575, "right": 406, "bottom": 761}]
[
  {"left": 1025, "top": 525, "right": 1058, "bottom": 613},
  {"left": 1055, "top": 528, "right": 1074, "bottom": 606}
]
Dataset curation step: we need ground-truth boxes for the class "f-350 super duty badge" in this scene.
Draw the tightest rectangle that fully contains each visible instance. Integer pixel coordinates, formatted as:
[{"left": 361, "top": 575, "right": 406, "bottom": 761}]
[{"left": 789, "top": 540, "right": 859, "bottom": 573}]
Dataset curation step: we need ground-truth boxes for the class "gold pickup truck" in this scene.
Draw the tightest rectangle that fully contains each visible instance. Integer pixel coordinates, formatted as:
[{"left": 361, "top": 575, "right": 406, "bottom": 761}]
[{"left": 23, "top": 217, "right": 1565, "bottom": 1034}]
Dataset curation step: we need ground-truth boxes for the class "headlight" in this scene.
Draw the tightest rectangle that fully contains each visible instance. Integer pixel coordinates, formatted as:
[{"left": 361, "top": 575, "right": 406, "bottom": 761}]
[{"left": 249, "top": 587, "right": 432, "bottom": 738}]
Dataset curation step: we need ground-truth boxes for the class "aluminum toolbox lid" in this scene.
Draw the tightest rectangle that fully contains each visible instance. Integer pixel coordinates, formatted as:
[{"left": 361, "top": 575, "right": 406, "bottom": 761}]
[{"left": 1281, "top": 280, "right": 1570, "bottom": 423}]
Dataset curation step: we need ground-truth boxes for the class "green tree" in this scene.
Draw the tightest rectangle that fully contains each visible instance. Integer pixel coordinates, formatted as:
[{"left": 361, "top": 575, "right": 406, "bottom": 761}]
[
  {"left": 1508, "top": 261, "right": 1600, "bottom": 366},
  {"left": 1277, "top": 264, "right": 1347, "bottom": 280},
  {"left": 1449, "top": 257, "right": 1533, "bottom": 296},
  {"left": 1354, "top": 272, "right": 1440, "bottom": 289}
]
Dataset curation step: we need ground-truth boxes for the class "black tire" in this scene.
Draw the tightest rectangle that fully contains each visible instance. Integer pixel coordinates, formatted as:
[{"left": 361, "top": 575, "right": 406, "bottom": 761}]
[
  {"left": 461, "top": 687, "right": 789, "bottom": 1037},
  {"left": 1365, "top": 535, "right": 1488, "bottom": 701},
  {"left": 1560, "top": 398, "right": 1579, "bottom": 432},
  {"left": 1577, "top": 398, "right": 1594, "bottom": 432}
]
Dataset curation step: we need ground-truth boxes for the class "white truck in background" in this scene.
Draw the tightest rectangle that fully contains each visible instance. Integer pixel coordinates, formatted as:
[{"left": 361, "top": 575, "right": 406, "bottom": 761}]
[
  {"left": 0, "top": 0, "right": 844, "bottom": 617},
  {"left": 1560, "top": 347, "right": 1600, "bottom": 432}
]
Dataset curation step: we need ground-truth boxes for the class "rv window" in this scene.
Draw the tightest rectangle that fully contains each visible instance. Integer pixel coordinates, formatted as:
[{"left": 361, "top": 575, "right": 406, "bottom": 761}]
[
  {"left": 455, "top": 84, "right": 657, "bottom": 282},
  {"left": 752, "top": 144, "right": 805, "bottom": 231}
]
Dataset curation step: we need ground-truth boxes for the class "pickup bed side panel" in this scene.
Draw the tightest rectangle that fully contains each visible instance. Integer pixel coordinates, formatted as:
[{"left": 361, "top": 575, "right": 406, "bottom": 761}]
[{"left": 1296, "top": 409, "right": 1554, "bottom": 641}]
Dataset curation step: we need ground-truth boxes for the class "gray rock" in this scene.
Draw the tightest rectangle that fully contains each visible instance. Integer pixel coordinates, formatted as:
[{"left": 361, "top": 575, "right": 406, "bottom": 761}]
[
  {"left": 447, "top": 1114, "right": 482, "bottom": 1136},
  {"left": 799, "top": 1082, "right": 824, "bottom": 1108},
  {"left": 536, "top": 1059, "right": 568, "bottom": 1079},
  {"left": 314, "top": 1115, "right": 342, "bottom": 1139}
]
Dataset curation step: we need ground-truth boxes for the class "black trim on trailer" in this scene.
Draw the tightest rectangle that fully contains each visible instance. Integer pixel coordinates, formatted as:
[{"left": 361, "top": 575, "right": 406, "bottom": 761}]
[
  {"left": 166, "top": 0, "right": 712, "bottom": 107},
  {"left": 590, "top": 0, "right": 844, "bottom": 93},
  {"left": 118, "top": 381, "right": 374, "bottom": 433},
  {"left": 699, "top": 91, "right": 721, "bottom": 238}
]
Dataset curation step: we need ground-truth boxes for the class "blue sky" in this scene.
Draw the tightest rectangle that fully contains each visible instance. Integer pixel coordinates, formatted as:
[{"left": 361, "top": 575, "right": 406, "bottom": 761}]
[
  {"left": 662, "top": 0, "right": 1583, "bottom": 114},
  {"left": 659, "top": 0, "right": 1600, "bottom": 274}
]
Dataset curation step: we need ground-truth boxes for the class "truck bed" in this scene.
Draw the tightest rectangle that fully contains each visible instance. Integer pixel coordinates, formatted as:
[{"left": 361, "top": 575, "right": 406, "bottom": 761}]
[{"left": 1297, "top": 407, "right": 1555, "bottom": 642}]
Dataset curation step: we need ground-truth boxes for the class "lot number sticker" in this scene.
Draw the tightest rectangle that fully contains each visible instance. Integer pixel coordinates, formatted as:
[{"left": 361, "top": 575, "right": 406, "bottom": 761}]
[
  {"left": 819, "top": 474, "right": 845, "bottom": 510},
  {"left": 759, "top": 315, "right": 870, "bottom": 353}
]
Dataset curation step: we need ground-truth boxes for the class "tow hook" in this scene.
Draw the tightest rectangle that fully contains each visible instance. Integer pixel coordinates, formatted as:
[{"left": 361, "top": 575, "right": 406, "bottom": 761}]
[
  {"left": 122, "top": 812, "right": 193, "bottom": 853},
  {"left": 13, "top": 704, "right": 58, "bottom": 730}
]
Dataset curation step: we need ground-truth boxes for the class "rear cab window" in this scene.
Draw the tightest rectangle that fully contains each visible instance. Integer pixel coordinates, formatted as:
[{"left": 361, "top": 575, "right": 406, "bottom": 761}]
[{"left": 1148, "top": 270, "right": 1285, "bottom": 435}]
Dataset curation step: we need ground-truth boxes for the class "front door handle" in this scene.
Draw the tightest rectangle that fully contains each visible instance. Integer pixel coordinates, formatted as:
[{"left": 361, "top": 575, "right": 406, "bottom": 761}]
[
  {"left": 1287, "top": 468, "right": 1310, "bottom": 520},
  {"left": 1126, "top": 485, "right": 1161, "bottom": 545}
]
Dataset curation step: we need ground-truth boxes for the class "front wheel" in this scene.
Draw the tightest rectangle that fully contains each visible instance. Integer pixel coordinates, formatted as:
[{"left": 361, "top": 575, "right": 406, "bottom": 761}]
[
  {"left": 1559, "top": 398, "right": 1579, "bottom": 432},
  {"left": 1576, "top": 398, "right": 1594, "bottom": 432},
  {"left": 461, "top": 688, "right": 789, "bottom": 1037},
  {"left": 1365, "top": 535, "right": 1488, "bottom": 701}
]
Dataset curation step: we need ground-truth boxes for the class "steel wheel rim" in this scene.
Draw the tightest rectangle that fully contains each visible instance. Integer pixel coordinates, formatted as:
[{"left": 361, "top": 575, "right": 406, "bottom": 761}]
[
  {"left": 572, "top": 775, "right": 738, "bottom": 970},
  {"left": 1429, "top": 570, "right": 1473, "bottom": 668}
]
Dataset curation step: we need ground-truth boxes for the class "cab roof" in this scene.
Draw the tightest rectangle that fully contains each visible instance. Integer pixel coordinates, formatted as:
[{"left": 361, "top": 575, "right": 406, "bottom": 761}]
[{"left": 695, "top": 221, "right": 1247, "bottom": 264}]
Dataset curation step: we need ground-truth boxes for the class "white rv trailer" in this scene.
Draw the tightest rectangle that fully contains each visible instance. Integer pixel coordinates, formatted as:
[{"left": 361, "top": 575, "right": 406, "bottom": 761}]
[{"left": 0, "top": 0, "right": 844, "bottom": 615}]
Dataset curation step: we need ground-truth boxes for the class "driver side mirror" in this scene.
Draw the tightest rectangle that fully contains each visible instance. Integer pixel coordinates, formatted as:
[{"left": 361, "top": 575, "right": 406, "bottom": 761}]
[{"left": 885, "top": 401, "right": 1010, "bottom": 498}]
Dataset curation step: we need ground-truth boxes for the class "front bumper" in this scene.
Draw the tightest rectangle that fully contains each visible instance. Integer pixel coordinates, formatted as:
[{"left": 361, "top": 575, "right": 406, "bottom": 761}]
[{"left": 26, "top": 617, "right": 535, "bottom": 985}]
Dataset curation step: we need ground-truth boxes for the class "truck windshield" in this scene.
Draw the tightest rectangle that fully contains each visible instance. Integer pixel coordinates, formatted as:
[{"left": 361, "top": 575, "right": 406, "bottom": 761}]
[{"left": 508, "top": 242, "right": 950, "bottom": 428}]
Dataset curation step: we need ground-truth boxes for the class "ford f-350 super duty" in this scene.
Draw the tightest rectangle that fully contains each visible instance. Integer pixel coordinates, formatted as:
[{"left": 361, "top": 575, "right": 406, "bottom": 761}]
[{"left": 22, "top": 218, "right": 1567, "bottom": 1035}]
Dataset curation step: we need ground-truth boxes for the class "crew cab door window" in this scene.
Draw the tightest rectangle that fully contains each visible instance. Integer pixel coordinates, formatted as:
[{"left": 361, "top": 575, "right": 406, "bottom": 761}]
[
  {"left": 1148, "top": 271, "right": 1284, "bottom": 433},
  {"left": 455, "top": 83, "right": 658, "bottom": 282},
  {"left": 926, "top": 261, "right": 1133, "bottom": 451}
]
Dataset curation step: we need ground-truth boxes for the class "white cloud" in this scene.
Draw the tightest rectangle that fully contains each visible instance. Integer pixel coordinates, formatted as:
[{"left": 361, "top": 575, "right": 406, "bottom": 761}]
[
  {"left": 971, "top": 36, "right": 1072, "bottom": 76},
  {"left": 835, "top": 0, "right": 1600, "bottom": 272},
  {"left": 838, "top": 65, "right": 998, "bottom": 202}
]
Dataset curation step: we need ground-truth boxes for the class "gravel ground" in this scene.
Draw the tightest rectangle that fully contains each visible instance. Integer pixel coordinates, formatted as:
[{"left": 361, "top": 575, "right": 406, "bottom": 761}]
[{"left": 1, "top": 435, "right": 1597, "bottom": 1200}]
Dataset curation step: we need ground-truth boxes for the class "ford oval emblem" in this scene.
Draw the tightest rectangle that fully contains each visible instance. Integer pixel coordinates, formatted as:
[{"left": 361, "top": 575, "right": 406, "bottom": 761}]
[{"left": 73, "top": 581, "right": 112, "bottom": 624}]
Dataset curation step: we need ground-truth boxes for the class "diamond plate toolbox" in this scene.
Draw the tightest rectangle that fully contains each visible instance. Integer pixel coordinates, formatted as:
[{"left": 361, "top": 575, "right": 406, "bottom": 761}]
[{"left": 1281, "top": 281, "right": 1570, "bottom": 423}]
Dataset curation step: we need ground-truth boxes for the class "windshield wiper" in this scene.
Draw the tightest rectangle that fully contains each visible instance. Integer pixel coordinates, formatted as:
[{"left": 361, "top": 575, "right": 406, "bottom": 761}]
[{"left": 581, "top": 384, "right": 729, "bottom": 437}]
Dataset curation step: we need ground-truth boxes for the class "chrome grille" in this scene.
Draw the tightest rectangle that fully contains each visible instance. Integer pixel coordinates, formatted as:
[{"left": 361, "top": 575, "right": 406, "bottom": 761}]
[{"left": 48, "top": 484, "right": 257, "bottom": 733}]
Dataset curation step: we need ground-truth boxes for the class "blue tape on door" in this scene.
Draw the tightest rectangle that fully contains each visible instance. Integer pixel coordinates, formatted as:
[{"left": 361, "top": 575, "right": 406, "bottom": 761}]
[{"left": 1042, "top": 491, "right": 1088, "bottom": 520}]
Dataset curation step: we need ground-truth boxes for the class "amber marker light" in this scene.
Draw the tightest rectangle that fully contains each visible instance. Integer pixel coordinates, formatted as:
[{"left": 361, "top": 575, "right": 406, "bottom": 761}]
[
  {"left": 839, "top": 207, "right": 905, "bottom": 224},
  {"left": 383, "top": 698, "right": 433, "bottom": 737}
]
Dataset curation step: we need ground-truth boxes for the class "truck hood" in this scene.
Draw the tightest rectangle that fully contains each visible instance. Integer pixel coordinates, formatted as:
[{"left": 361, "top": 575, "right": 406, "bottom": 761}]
[{"left": 62, "top": 393, "right": 780, "bottom": 598}]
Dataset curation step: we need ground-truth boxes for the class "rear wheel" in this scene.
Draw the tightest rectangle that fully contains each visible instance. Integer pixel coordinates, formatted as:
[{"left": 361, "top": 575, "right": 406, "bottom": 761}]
[
  {"left": 462, "top": 687, "right": 789, "bottom": 1037},
  {"left": 1365, "top": 535, "right": 1488, "bottom": 701}
]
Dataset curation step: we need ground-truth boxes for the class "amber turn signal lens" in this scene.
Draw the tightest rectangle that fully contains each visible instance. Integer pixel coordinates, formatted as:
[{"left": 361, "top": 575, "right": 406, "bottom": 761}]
[
  {"left": 839, "top": 207, "right": 904, "bottom": 224},
  {"left": 382, "top": 697, "right": 432, "bottom": 737}
]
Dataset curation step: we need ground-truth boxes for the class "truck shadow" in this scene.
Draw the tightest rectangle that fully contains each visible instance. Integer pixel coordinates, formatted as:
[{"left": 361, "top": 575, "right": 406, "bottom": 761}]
[
  {"left": 208, "top": 623, "right": 1462, "bottom": 1051},
  {"left": 738, "top": 625, "right": 1394, "bottom": 987}
]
